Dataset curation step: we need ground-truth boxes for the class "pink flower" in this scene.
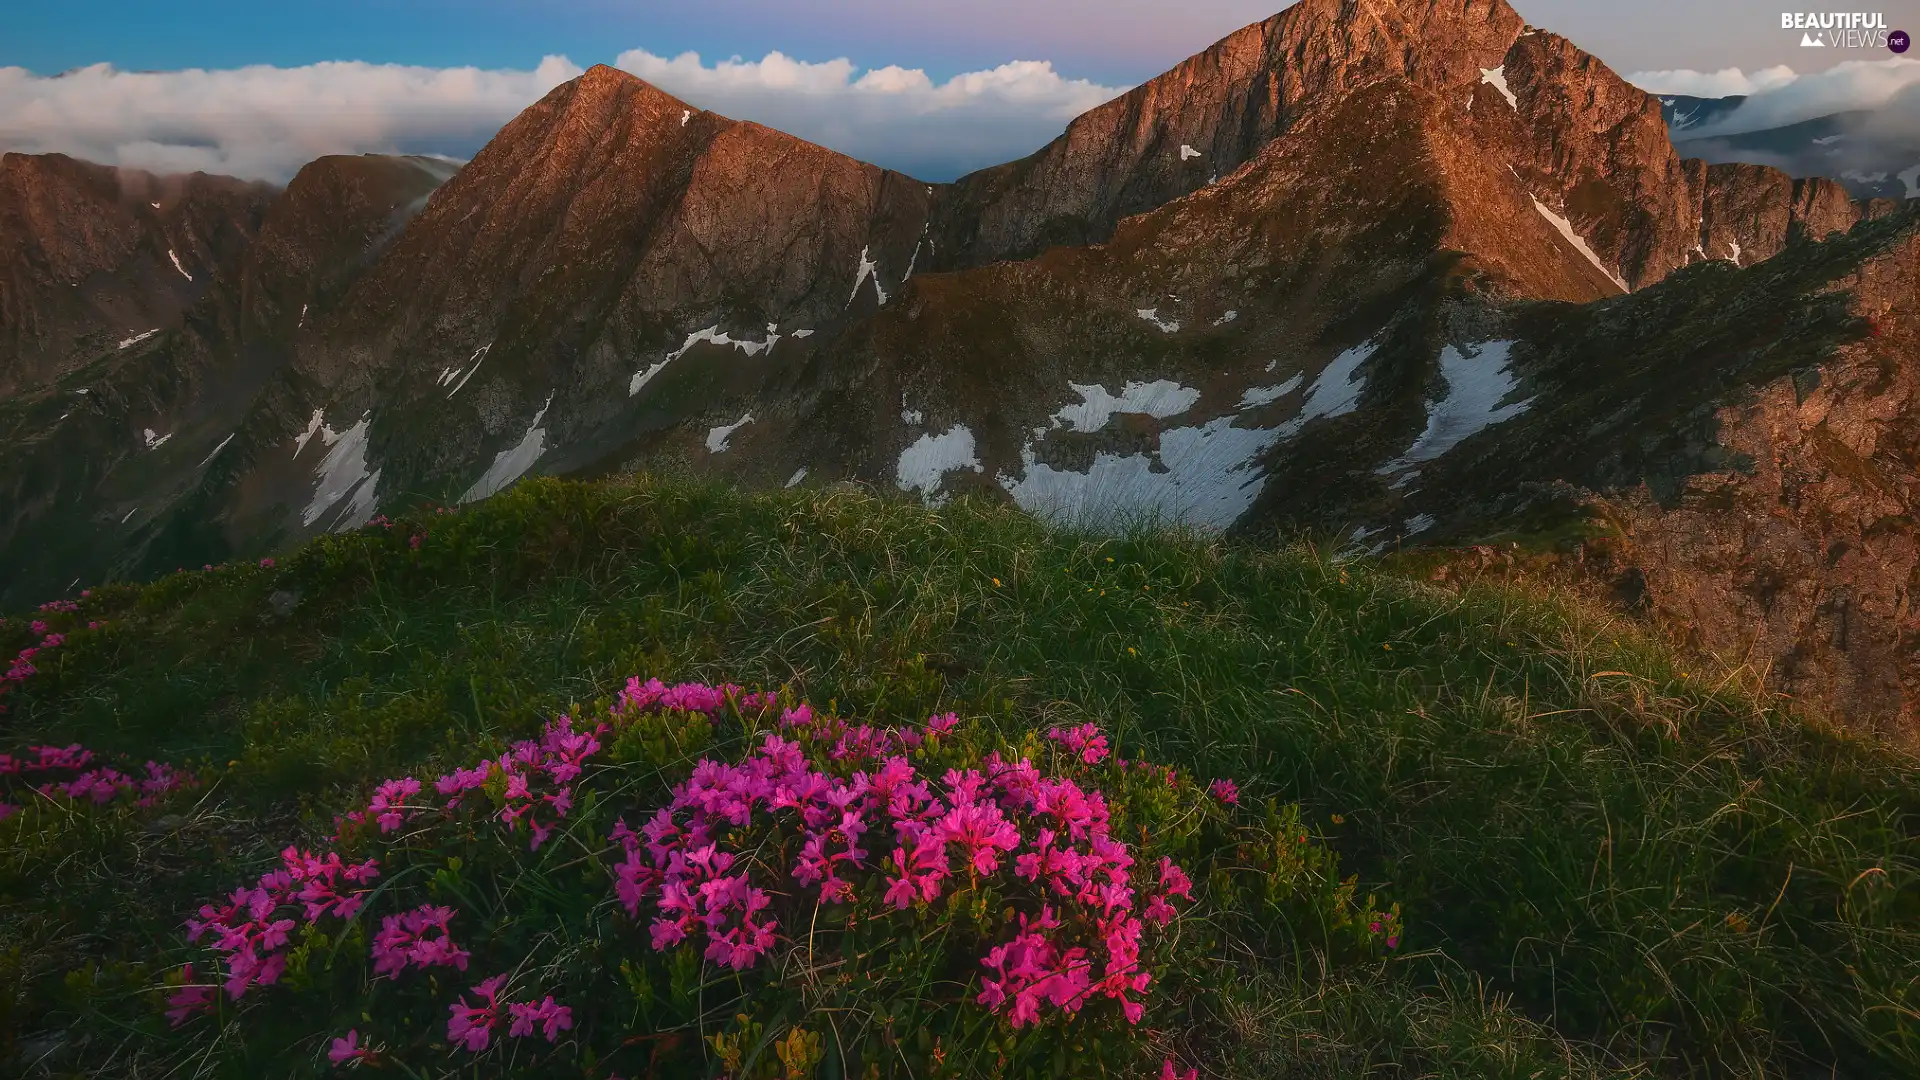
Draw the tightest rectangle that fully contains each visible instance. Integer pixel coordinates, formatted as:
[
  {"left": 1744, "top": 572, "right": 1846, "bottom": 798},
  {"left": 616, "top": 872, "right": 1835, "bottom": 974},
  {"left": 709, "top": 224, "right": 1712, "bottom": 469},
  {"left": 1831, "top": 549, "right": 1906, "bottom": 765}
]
[
  {"left": 259, "top": 558, "right": 275, "bottom": 568},
  {"left": 1046, "top": 723, "right": 1111, "bottom": 765},
  {"left": 328, "top": 1029, "right": 375, "bottom": 1065},
  {"left": 507, "top": 996, "right": 574, "bottom": 1042},
  {"left": 447, "top": 974, "right": 508, "bottom": 1052},
  {"left": 371, "top": 904, "right": 468, "bottom": 978},
  {"left": 1208, "top": 778, "right": 1239, "bottom": 805},
  {"left": 165, "top": 966, "right": 215, "bottom": 1027},
  {"left": 1161, "top": 1059, "right": 1199, "bottom": 1080}
]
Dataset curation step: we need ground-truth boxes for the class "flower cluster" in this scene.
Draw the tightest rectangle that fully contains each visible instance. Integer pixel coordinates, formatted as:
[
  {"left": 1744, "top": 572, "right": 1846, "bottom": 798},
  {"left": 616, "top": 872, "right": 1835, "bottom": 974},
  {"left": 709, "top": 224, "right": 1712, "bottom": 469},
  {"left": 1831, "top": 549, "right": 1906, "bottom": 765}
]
[
  {"left": 371, "top": 904, "right": 470, "bottom": 977},
  {"left": 338, "top": 713, "right": 605, "bottom": 851},
  {"left": 444, "top": 974, "right": 574, "bottom": 1052},
  {"left": 173, "top": 846, "right": 380, "bottom": 1019},
  {"left": 0, "top": 743, "right": 194, "bottom": 820},
  {"left": 1046, "top": 723, "right": 1111, "bottom": 765},
  {"left": 1, "top": 626, "right": 67, "bottom": 713},
  {"left": 166, "top": 678, "right": 1288, "bottom": 1076},
  {"left": 609, "top": 690, "right": 1195, "bottom": 1030}
]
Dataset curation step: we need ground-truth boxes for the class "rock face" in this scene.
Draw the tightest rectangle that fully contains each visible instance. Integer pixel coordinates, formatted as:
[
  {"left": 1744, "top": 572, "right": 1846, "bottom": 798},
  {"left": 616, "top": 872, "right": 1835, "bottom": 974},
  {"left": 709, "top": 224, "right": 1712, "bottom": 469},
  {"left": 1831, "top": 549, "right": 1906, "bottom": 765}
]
[
  {"left": 0, "top": 153, "right": 276, "bottom": 394},
  {"left": 1, "top": 0, "right": 1916, "bottom": 733},
  {"left": 0, "top": 154, "right": 454, "bottom": 603},
  {"left": 927, "top": 0, "right": 1864, "bottom": 293},
  {"left": 282, "top": 65, "right": 935, "bottom": 512}
]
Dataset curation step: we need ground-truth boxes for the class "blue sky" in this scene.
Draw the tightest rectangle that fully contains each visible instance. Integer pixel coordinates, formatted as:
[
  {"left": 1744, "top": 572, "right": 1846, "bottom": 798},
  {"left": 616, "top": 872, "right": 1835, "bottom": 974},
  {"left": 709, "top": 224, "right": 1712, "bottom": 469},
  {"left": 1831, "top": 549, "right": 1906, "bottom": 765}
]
[{"left": 13, "top": 0, "right": 1899, "bottom": 82}]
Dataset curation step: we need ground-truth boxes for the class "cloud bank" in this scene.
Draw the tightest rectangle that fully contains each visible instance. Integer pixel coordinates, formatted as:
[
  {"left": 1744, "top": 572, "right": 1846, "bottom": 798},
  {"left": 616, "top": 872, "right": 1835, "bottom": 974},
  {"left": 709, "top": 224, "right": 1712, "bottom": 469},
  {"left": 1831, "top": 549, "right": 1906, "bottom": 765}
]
[
  {"left": 1627, "top": 58, "right": 1920, "bottom": 135},
  {"left": 0, "top": 59, "right": 584, "bottom": 182},
  {"left": 0, "top": 51, "right": 1126, "bottom": 185},
  {"left": 615, "top": 50, "right": 1125, "bottom": 180}
]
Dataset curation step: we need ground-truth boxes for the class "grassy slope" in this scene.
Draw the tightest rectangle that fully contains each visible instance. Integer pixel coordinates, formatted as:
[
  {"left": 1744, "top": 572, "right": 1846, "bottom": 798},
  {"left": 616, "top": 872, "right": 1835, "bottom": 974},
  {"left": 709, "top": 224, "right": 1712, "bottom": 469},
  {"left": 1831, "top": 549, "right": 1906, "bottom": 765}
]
[{"left": 4, "top": 476, "right": 1916, "bottom": 1077}]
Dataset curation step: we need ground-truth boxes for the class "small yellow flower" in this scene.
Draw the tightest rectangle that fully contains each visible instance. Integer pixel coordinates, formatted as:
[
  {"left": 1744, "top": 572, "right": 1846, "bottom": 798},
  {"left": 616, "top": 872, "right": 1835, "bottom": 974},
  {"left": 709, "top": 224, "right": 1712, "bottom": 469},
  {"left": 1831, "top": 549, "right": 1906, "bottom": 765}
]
[
  {"left": 992, "top": 577, "right": 1002, "bottom": 587},
  {"left": 1127, "top": 647, "right": 1137, "bottom": 656},
  {"left": 1330, "top": 813, "right": 1345, "bottom": 825},
  {"left": 1106, "top": 557, "right": 1114, "bottom": 563},
  {"left": 1382, "top": 643, "right": 1393, "bottom": 651}
]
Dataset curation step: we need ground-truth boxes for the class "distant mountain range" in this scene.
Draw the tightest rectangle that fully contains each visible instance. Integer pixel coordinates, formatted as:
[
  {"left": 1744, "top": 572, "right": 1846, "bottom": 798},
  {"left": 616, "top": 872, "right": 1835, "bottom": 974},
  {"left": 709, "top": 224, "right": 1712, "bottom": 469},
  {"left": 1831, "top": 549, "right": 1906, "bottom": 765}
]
[
  {"left": 3, "top": 0, "right": 1918, "bottom": 731},
  {"left": 1659, "top": 94, "right": 1920, "bottom": 201}
]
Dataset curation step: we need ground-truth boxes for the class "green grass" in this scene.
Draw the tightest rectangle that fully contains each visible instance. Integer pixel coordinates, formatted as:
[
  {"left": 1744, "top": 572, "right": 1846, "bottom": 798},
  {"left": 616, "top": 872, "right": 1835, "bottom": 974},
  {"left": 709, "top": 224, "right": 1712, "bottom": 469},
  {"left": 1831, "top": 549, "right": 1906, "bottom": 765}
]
[{"left": 4, "top": 475, "right": 1916, "bottom": 1077}]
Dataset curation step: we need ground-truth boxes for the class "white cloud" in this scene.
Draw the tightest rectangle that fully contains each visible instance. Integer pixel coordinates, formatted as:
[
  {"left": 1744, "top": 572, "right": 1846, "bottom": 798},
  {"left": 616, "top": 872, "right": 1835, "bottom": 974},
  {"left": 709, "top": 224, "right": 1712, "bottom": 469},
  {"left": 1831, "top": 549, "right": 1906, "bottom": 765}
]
[
  {"left": 0, "top": 50, "right": 1127, "bottom": 185},
  {"left": 613, "top": 49, "right": 1126, "bottom": 178},
  {"left": 0, "top": 58, "right": 583, "bottom": 183},
  {"left": 1627, "top": 58, "right": 1920, "bottom": 135},
  {"left": 1626, "top": 65, "right": 1799, "bottom": 99}
]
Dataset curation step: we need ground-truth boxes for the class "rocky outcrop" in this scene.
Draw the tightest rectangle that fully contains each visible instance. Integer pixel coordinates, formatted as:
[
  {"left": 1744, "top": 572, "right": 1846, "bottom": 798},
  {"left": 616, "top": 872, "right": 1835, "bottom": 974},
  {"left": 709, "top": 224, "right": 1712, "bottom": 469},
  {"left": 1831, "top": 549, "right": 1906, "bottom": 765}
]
[
  {"left": 0, "top": 153, "right": 275, "bottom": 394},
  {"left": 0, "top": 154, "right": 455, "bottom": 609},
  {"left": 283, "top": 64, "right": 935, "bottom": 510}
]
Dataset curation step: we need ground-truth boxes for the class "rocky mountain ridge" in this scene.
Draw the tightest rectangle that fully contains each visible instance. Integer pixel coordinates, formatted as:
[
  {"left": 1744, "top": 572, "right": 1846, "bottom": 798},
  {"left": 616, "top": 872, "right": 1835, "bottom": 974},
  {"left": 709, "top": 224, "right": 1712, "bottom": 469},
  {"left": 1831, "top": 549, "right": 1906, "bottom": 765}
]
[{"left": 2, "top": 0, "right": 1917, "bottom": 730}]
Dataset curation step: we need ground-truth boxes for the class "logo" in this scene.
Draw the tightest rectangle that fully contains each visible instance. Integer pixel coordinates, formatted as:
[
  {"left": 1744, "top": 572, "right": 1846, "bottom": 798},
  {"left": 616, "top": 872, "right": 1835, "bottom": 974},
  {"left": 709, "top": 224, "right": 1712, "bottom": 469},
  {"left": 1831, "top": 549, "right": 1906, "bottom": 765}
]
[{"left": 1781, "top": 11, "right": 1894, "bottom": 48}]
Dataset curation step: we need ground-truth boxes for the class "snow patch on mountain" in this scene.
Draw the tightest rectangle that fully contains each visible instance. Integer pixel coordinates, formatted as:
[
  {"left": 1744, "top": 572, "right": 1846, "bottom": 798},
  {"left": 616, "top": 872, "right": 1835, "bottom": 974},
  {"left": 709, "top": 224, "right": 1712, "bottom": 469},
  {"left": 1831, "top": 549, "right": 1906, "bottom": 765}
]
[
  {"left": 1179, "top": 144, "right": 1202, "bottom": 161},
  {"left": 1480, "top": 67, "right": 1518, "bottom": 110},
  {"left": 1727, "top": 239, "right": 1743, "bottom": 265},
  {"left": 999, "top": 416, "right": 1283, "bottom": 531},
  {"left": 705, "top": 413, "right": 754, "bottom": 454},
  {"left": 1049, "top": 381, "right": 1200, "bottom": 433},
  {"left": 1900, "top": 162, "right": 1920, "bottom": 199},
  {"left": 167, "top": 249, "right": 193, "bottom": 281},
  {"left": 143, "top": 428, "right": 171, "bottom": 450},
  {"left": 1405, "top": 513, "right": 1436, "bottom": 536},
  {"left": 1375, "top": 342, "right": 1532, "bottom": 475},
  {"left": 1281, "top": 338, "right": 1378, "bottom": 431},
  {"left": 445, "top": 344, "right": 491, "bottom": 397},
  {"left": 460, "top": 394, "right": 553, "bottom": 504},
  {"left": 632, "top": 326, "right": 786, "bottom": 396},
  {"left": 293, "top": 409, "right": 326, "bottom": 458},
  {"left": 901, "top": 393, "right": 925, "bottom": 426},
  {"left": 785, "top": 467, "right": 808, "bottom": 489},
  {"left": 1135, "top": 308, "right": 1181, "bottom": 333},
  {"left": 1530, "top": 197, "right": 1628, "bottom": 292},
  {"left": 1238, "top": 375, "right": 1305, "bottom": 409},
  {"left": 1213, "top": 310, "right": 1238, "bottom": 326},
  {"left": 896, "top": 426, "right": 983, "bottom": 505},
  {"left": 117, "top": 329, "right": 159, "bottom": 350},
  {"left": 302, "top": 413, "right": 379, "bottom": 528},
  {"left": 849, "top": 246, "right": 888, "bottom": 307},
  {"left": 199, "top": 433, "right": 235, "bottom": 467}
]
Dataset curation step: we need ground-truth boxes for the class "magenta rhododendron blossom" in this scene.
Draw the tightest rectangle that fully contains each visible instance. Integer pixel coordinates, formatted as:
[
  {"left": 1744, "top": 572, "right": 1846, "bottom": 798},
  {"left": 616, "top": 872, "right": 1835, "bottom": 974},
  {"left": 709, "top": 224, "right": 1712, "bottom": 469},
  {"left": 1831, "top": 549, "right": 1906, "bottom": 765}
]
[
  {"left": 184, "top": 848, "right": 378, "bottom": 1002},
  {"left": 165, "top": 965, "right": 215, "bottom": 1027},
  {"left": 507, "top": 996, "right": 574, "bottom": 1042},
  {"left": 1161, "top": 1059, "right": 1199, "bottom": 1080},
  {"left": 328, "top": 1029, "right": 375, "bottom": 1065},
  {"left": 371, "top": 904, "right": 469, "bottom": 977},
  {"left": 447, "top": 974, "right": 508, "bottom": 1052},
  {"left": 167, "top": 679, "right": 1274, "bottom": 1061},
  {"left": 1046, "top": 723, "right": 1111, "bottom": 765},
  {"left": 1208, "top": 778, "right": 1240, "bottom": 805}
]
